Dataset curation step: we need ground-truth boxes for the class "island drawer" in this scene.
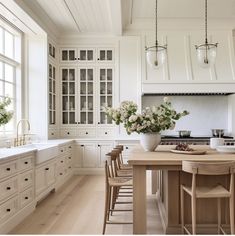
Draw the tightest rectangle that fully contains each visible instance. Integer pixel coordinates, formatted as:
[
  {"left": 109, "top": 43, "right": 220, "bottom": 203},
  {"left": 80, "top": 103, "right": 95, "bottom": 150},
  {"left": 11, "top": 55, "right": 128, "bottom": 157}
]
[
  {"left": 0, "top": 177, "right": 18, "bottom": 202},
  {"left": 0, "top": 161, "right": 17, "bottom": 180}
]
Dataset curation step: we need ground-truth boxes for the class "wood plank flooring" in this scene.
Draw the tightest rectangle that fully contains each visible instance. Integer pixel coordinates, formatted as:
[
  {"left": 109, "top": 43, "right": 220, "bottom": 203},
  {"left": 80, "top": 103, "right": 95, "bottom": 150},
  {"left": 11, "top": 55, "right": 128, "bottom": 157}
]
[{"left": 10, "top": 175, "right": 163, "bottom": 234}]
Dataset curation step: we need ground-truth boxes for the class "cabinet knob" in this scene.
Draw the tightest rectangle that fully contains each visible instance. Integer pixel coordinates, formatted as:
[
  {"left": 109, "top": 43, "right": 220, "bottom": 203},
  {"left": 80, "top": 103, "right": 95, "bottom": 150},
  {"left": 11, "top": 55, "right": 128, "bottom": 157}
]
[
  {"left": 81, "top": 145, "right": 84, "bottom": 147},
  {"left": 51, "top": 132, "right": 54, "bottom": 135},
  {"left": 69, "top": 166, "right": 71, "bottom": 169},
  {"left": 69, "top": 146, "right": 72, "bottom": 149},
  {"left": 6, "top": 168, "right": 11, "bottom": 171},
  {"left": 61, "top": 150, "right": 64, "bottom": 152},
  {"left": 98, "top": 122, "right": 100, "bottom": 124},
  {"left": 6, "top": 208, "right": 11, "bottom": 212},
  {"left": 61, "top": 160, "right": 63, "bottom": 163},
  {"left": 68, "top": 157, "right": 71, "bottom": 159},
  {"left": 6, "top": 187, "right": 11, "bottom": 190},
  {"left": 126, "top": 147, "right": 129, "bottom": 149},
  {"left": 60, "top": 173, "right": 63, "bottom": 175},
  {"left": 97, "top": 58, "right": 100, "bottom": 60},
  {"left": 45, "top": 168, "right": 49, "bottom": 171},
  {"left": 77, "top": 58, "right": 80, "bottom": 60},
  {"left": 24, "top": 161, "right": 28, "bottom": 164},
  {"left": 98, "top": 144, "right": 100, "bottom": 147},
  {"left": 25, "top": 196, "right": 28, "bottom": 200},
  {"left": 24, "top": 178, "right": 28, "bottom": 181},
  {"left": 85, "top": 132, "right": 88, "bottom": 135},
  {"left": 67, "top": 132, "right": 70, "bottom": 135},
  {"left": 105, "top": 132, "right": 107, "bottom": 135},
  {"left": 77, "top": 121, "right": 80, "bottom": 124}
]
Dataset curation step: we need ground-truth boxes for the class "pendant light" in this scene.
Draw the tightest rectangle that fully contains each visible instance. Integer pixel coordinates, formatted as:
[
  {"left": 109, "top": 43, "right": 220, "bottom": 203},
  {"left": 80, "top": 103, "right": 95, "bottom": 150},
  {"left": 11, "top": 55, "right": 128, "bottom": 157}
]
[
  {"left": 195, "top": 0, "right": 218, "bottom": 67},
  {"left": 146, "top": 0, "right": 167, "bottom": 69}
]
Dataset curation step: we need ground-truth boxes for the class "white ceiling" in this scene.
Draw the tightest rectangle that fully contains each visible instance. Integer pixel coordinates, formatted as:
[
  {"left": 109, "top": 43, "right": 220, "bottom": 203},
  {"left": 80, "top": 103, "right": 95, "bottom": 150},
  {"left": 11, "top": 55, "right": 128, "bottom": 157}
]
[{"left": 28, "top": 0, "right": 235, "bottom": 35}]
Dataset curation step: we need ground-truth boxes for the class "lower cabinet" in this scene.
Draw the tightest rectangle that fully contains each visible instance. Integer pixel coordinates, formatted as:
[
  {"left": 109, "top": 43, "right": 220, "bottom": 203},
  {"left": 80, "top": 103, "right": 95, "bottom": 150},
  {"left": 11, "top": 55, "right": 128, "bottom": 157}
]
[
  {"left": 74, "top": 141, "right": 114, "bottom": 173},
  {"left": 35, "top": 159, "right": 56, "bottom": 201}
]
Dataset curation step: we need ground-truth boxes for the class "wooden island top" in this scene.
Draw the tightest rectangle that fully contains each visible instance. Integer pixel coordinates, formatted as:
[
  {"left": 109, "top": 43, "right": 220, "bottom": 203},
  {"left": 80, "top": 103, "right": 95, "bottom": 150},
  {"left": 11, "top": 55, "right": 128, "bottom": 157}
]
[
  {"left": 128, "top": 145, "right": 235, "bottom": 234},
  {"left": 128, "top": 145, "right": 235, "bottom": 166}
]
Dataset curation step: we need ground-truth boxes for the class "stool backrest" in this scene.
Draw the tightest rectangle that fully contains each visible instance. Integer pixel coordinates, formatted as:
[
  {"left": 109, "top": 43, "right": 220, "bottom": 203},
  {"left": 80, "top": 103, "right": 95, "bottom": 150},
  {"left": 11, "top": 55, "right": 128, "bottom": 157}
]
[{"left": 182, "top": 161, "right": 235, "bottom": 175}]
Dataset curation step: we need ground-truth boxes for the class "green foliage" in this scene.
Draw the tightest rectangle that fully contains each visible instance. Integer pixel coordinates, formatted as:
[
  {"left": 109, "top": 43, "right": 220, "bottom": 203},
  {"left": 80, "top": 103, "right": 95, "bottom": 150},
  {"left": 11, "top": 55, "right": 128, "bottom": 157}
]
[{"left": 0, "top": 97, "right": 13, "bottom": 126}]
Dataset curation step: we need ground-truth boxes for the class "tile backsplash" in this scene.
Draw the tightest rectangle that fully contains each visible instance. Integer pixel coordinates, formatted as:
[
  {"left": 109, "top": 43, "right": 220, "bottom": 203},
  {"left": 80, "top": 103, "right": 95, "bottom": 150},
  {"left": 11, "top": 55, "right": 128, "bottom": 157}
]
[{"left": 142, "top": 95, "right": 229, "bottom": 136}]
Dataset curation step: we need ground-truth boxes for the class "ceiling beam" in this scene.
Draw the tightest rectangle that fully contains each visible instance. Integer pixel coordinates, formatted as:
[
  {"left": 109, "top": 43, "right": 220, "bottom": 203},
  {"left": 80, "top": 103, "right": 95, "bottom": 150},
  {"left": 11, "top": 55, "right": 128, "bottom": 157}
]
[{"left": 107, "top": 0, "right": 122, "bottom": 35}]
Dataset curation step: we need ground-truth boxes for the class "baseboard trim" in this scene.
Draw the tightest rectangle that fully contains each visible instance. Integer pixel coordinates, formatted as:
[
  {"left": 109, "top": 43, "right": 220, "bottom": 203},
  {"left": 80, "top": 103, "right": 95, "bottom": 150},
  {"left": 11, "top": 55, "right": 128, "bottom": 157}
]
[{"left": 73, "top": 168, "right": 104, "bottom": 175}]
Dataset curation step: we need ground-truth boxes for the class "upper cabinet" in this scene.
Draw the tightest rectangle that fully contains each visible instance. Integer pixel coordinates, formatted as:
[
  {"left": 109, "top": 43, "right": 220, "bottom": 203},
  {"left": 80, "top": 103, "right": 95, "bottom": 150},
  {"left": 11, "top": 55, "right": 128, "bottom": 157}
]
[
  {"left": 60, "top": 48, "right": 114, "bottom": 64},
  {"left": 142, "top": 30, "right": 235, "bottom": 93}
]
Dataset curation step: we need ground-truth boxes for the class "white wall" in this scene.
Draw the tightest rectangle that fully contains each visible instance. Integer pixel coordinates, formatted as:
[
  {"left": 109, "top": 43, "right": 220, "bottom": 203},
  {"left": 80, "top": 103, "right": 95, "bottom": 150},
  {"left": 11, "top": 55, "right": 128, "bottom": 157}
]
[{"left": 142, "top": 95, "right": 230, "bottom": 137}]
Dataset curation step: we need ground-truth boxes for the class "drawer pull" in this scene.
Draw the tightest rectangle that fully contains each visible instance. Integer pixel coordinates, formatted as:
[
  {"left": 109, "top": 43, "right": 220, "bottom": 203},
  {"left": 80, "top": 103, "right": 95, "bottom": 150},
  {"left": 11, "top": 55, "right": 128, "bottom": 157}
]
[
  {"left": 126, "top": 147, "right": 129, "bottom": 149},
  {"left": 25, "top": 196, "right": 28, "bottom": 200},
  {"left": 45, "top": 168, "right": 49, "bottom": 171},
  {"left": 51, "top": 132, "right": 54, "bottom": 135},
  {"left": 61, "top": 150, "right": 64, "bottom": 152},
  {"left": 24, "top": 178, "right": 28, "bottom": 181},
  {"left": 67, "top": 132, "right": 70, "bottom": 135},
  {"left": 69, "top": 146, "right": 72, "bottom": 149},
  {"left": 105, "top": 132, "right": 107, "bottom": 135},
  {"left": 81, "top": 145, "right": 84, "bottom": 147},
  {"left": 69, "top": 166, "right": 71, "bottom": 169},
  {"left": 6, "top": 168, "right": 11, "bottom": 171},
  {"left": 61, "top": 161, "right": 63, "bottom": 163},
  {"left": 60, "top": 173, "right": 63, "bottom": 175},
  {"left": 85, "top": 132, "right": 88, "bottom": 135},
  {"left": 98, "top": 144, "right": 100, "bottom": 147},
  {"left": 6, "top": 187, "right": 11, "bottom": 190},
  {"left": 24, "top": 161, "right": 28, "bottom": 164},
  {"left": 6, "top": 208, "right": 11, "bottom": 212},
  {"left": 68, "top": 157, "right": 71, "bottom": 159}
]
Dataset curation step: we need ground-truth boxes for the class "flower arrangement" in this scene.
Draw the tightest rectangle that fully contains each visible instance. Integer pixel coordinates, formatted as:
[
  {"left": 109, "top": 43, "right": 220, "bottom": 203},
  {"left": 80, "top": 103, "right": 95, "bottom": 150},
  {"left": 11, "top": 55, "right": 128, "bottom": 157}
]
[
  {"left": 104, "top": 97, "right": 189, "bottom": 134},
  {"left": 0, "top": 97, "right": 13, "bottom": 127}
]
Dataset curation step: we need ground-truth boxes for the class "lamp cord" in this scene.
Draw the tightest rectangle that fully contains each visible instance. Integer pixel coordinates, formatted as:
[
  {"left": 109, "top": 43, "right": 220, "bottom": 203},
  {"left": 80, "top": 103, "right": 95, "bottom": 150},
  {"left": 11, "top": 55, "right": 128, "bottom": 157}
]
[
  {"left": 155, "top": 0, "right": 158, "bottom": 46},
  {"left": 205, "top": 0, "right": 208, "bottom": 44}
]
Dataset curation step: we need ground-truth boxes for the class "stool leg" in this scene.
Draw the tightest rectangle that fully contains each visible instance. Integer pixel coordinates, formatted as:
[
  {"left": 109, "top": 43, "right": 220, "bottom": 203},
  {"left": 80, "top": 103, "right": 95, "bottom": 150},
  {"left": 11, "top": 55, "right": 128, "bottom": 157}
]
[
  {"left": 217, "top": 198, "right": 221, "bottom": 234},
  {"left": 230, "top": 195, "right": 234, "bottom": 234},
  {"left": 192, "top": 196, "right": 196, "bottom": 234},
  {"left": 102, "top": 185, "right": 110, "bottom": 234},
  {"left": 180, "top": 185, "right": 185, "bottom": 234}
]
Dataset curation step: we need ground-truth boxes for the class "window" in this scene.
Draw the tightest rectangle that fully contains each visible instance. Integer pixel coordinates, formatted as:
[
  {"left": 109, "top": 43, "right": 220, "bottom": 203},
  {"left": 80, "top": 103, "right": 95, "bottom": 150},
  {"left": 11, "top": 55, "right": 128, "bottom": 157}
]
[{"left": 0, "top": 20, "right": 21, "bottom": 136}]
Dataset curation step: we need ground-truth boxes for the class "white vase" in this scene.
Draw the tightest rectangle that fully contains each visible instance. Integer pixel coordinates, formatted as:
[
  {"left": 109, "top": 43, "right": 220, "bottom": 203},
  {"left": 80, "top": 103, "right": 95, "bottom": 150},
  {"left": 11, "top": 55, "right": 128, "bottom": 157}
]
[{"left": 140, "top": 133, "right": 161, "bottom": 152}]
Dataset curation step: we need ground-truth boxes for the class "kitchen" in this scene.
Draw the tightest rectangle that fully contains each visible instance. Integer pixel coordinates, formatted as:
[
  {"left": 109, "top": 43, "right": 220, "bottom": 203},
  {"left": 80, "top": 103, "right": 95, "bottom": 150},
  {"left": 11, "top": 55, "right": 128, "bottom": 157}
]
[{"left": 1, "top": 0, "right": 235, "bottom": 234}]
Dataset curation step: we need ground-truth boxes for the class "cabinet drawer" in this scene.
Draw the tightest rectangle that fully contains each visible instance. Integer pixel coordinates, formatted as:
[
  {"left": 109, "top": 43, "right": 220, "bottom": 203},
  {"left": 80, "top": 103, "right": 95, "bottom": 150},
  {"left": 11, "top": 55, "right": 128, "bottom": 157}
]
[
  {"left": 0, "top": 196, "right": 18, "bottom": 223},
  {"left": 19, "top": 170, "right": 33, "bottom": 192},
  {"left": 97, "top": 128, "right": 114, "bottom": 138},
  {"left": 57, "top": 156, "right": 66, "bottom": 168},
  {"left": 77, "top": 128, "right": 95, "bottom": 138},
  {"left": 20, "top": 188, "right": 33, "bottom": 209},
  {"left": 0, "top": 161, "right": 17, "bottom": 179},
  {"left": 18, "top": 156, "right": 33, "bottom": 171},
  {"left": 0, "top": 177, "right": 18, "bottom": 202},
  {"left": 60, "top": 129, "right": 77, "bottom": 138},
  {"left": 66, "top": 155, "right": 73, "bottom": 164}
]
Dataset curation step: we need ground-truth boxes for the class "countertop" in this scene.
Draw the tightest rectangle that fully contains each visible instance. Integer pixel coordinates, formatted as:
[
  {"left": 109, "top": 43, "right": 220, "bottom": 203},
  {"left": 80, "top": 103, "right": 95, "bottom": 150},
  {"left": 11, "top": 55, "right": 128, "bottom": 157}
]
[
  {"left": 128, "top": 145, "right": 235, "bottom": 166},
  {"left": 0, "top": 139, "right": 74, "bottom": 162}
]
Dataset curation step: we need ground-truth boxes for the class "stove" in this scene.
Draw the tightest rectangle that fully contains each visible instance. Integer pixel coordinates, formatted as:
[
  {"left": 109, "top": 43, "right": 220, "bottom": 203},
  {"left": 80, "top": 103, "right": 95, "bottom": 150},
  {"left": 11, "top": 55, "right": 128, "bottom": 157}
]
[{"left": 161, "top": 136, "right": 235, "bottom": 145}]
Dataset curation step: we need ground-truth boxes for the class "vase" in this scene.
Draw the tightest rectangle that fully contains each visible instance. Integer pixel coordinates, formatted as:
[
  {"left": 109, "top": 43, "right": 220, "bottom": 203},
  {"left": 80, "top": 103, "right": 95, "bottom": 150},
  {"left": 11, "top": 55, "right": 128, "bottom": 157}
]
[{"left": 140, "top": 133, "right": 161, "bottom": 152}]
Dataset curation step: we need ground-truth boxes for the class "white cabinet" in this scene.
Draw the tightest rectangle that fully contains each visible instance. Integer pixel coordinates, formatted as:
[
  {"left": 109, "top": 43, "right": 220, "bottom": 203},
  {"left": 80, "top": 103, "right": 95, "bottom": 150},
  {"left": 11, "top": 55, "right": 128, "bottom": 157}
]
[
  {"left": 0, "top": 152, "right": 35, "bottom": 233},
  {"left": 74, "top": 141, "right": 114, "bottom": 170},
  {"left": 35, "top": 160, "right": 56, "bottom": 200},
  {"left": 59, "top": 45, "right": 115, "bottom": 139}
]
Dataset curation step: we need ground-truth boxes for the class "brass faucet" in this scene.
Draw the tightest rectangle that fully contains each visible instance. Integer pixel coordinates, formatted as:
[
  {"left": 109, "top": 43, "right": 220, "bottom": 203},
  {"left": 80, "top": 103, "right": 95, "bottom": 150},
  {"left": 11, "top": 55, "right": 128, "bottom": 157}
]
[{"left": 14, "top": 119, "right": 31, "bottom": 146}]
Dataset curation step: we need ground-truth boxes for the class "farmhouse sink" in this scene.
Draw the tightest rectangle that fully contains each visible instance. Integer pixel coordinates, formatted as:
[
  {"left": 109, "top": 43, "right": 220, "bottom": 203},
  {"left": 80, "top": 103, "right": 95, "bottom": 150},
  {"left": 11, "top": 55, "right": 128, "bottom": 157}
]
[{"left": 18, "top": 143, "right": 59, "bottom": 164}]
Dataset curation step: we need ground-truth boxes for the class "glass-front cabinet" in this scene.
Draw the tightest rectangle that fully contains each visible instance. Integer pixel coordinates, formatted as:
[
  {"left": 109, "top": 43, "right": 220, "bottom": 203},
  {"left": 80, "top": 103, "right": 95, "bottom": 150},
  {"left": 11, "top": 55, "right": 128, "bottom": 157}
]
[
  {"left": 49, "top": 63, "right": 56, "bottom": 125},
  {"left": 77, "top": 48, "right": 95, "bottom": 63},
  {"left": 78, "top": 67, "right": 95, "bottom": 125},
  {"left": 97, "top": 48, "right": 114, "bottom": 62},
  {"left": 60, "top": 48, "right": 76, "bottom": 62},
  {"left": 61, "top": 67, "right": 76, "bottom": 125},
  {"left": 98, "top": 67, "right": 113, "bottom": 125}
]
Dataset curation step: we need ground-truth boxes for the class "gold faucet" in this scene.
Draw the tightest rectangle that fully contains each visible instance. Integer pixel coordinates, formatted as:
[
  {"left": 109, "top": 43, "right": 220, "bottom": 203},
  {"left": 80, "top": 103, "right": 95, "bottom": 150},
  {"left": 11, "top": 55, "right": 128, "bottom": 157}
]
[{"left": 14, "top": 119, "right": 31, "bottom": 146}]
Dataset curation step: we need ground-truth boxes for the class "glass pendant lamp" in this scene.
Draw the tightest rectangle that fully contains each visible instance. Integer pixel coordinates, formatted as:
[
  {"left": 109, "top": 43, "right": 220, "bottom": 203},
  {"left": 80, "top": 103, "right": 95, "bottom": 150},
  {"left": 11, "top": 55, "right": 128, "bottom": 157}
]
[
  {"left": 195, "top": 0, "right": 218, "bottom": 68},
  {"left": 146, "top": 0, "right": 167, "bottom": 69}
]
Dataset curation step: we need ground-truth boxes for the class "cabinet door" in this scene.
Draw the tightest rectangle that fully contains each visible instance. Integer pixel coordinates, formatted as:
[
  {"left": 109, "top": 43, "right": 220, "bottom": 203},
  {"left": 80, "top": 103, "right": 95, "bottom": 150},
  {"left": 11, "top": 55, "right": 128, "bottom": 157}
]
[
  {"left": 61, "top": 67, "right": 77, "bottom": 125},
  {"left": 73, "top": 144, "right": 83, "bottom": 168},
  {"left": 77, "top": 48, "right": 95, "bottom": 63},
  {"left": 49, "top": 63, "right": 56, "bottom": 125},
  {"left": 97, "top": 143, "right": 113, "bottom": 167},
  {"left": 81, "top": 143, "right": 97, "bottom": 168},
  {"left": 78, "top": 67, "right": 95, "bottom": 125},
  {"left": 97, "top": 48, "right": 114, "bottom": 63},
  {"left": 60, "top": 48, "right": 77, "bottom": 62},
  {"left": 35, "top": 166, "right": 47, "bottom": 196},
  {"left": 97, "top": 67, "right": 114, "bottom": 125},
  {"left": 46, "top": 162, "right": 56, "bottom": 187}
]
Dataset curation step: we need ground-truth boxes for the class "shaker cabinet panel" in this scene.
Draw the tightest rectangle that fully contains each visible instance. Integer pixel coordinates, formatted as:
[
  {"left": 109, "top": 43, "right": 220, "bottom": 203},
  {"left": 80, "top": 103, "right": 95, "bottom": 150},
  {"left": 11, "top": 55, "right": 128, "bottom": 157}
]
[{"left": 81, "top": 143, "right": 97, "bottom": 168}]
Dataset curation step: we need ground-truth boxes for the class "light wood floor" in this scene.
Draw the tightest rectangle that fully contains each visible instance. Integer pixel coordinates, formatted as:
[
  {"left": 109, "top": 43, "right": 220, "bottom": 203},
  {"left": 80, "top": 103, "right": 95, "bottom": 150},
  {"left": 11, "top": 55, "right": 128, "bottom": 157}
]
[{"left": 10, "top": 175, "right": 163, "bottom": 234}]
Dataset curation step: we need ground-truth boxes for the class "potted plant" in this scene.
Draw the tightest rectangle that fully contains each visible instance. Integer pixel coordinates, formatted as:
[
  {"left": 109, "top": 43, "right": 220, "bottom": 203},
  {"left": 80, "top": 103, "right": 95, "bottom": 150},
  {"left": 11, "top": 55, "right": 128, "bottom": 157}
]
[
  {"left": 105, "top": 97, "right": 189, "bottom": 151},
  {"left": 0, "top": 97, "right": 13, "bottom": 128}
]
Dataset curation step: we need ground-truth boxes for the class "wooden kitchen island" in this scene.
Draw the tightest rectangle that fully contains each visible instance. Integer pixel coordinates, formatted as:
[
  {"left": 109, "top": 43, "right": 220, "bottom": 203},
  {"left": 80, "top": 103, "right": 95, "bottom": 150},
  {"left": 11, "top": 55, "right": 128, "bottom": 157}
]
[{"left": 128, "top": 145, "right": 235, "bottom": 234}]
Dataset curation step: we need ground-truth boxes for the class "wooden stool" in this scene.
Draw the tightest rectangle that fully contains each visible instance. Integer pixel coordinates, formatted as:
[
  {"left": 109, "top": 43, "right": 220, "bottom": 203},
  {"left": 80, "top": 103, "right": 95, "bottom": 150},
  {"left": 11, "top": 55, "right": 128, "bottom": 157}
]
[
  {"left": 102, "top": 159, "right": 133, "bottom": 235},
  {"left": 181, "top": 161, "right": 235, "bottom": 235},
  {"left": 114, "top": 146, "right": 132, "bottom": 170}
]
